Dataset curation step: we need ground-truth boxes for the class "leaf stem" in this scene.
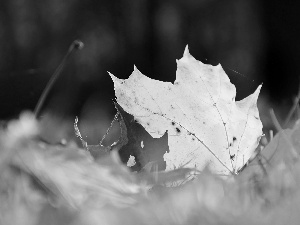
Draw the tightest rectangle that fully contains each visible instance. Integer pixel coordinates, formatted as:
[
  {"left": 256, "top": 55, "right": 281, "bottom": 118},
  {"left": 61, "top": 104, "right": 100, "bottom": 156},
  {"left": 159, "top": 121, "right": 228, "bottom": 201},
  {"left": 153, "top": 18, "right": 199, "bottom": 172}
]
[{"left": 34, "top": 40, "right": 84, "bottom": 118}]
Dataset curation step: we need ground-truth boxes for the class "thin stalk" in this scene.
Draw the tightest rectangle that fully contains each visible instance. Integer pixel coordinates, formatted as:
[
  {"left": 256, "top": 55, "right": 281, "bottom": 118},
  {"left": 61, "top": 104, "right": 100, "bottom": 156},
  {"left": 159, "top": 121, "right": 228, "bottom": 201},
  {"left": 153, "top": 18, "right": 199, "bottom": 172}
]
[
  {"left": 34, "top": 40, "right": 84, "bottom": 118},
  {"left": 283, "top": 82, "right": 300, "bottom": 127}
]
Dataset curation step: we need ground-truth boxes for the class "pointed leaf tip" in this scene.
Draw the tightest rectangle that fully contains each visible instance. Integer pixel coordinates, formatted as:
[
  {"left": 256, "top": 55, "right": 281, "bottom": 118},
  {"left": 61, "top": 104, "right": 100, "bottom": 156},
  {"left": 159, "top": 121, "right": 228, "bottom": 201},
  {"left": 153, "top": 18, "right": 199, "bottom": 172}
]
[
  {"left": 183, "top": 45, "right": 190, "bottom": 57},
  {"left": 133, "top": 64, "right": 141, "bottom": 73},
  {"left": 108, "top": 71, "right": 115, "bottom": 79},
  {"left": 108, "top": 72, "right": 121, "bottom": 85},
  {"left": 254, "top": 84, "right": 262, "bottom": 98},
  {"left": 108, "top": 71, "right": 113, "bottom": 77}
]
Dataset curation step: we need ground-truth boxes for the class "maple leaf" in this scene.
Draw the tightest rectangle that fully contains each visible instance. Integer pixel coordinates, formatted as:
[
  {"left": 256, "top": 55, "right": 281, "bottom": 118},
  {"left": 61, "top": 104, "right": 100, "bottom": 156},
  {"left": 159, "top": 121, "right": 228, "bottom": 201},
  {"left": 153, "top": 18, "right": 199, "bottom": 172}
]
[{"left": 110, "top": 46, "right": 263, "bottom": 176}]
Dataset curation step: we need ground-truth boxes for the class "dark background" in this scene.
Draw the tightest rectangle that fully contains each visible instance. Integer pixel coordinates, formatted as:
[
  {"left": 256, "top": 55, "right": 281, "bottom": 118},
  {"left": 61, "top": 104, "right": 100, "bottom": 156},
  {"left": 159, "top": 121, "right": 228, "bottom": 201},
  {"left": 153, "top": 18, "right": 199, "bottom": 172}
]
[{"left": 0, "top": 0, "right": 299, "bottom": 142}]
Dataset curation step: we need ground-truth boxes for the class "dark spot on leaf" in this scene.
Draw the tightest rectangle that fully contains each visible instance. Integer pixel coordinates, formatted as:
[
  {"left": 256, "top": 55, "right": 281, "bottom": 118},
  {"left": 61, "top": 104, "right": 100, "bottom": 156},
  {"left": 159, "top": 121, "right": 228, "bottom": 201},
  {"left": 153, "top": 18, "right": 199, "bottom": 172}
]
[
  {"left": 171, "top": 121, "right": 175, "bottom": 126},
  {"left": 192, "top": 138, "right": 195, "bottom": 141},
  {"left": 233, "top": 137, "right": 237, "bottom": 141},
  {"left": 176, "top": 127, "right": 181, "bottom": 133},
  {"left": 229, "top": 143, "right": 232, "bottom": 147},
  {"left": 134, "top": 97, "right": 138, "bottom": 103},
  {"left": 147, "top": 122, "right": 150, "bottom": 126},
  {"left": 230, "top": 154, "right": 235, "bottom": 160}
]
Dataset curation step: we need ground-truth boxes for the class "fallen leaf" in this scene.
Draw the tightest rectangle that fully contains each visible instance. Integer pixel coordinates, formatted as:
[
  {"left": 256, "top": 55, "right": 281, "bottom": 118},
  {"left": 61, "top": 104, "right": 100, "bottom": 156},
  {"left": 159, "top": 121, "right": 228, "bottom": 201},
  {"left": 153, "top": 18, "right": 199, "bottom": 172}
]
[{"left": 110, "top": 46, "right": 263, "bottom": 175}]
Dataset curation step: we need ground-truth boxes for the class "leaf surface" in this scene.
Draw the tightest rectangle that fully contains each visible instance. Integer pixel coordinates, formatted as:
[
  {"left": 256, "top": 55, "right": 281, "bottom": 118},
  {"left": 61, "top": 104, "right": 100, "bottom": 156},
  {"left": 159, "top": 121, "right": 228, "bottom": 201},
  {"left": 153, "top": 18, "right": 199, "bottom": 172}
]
[{"left": 110, "top": 46, "right": 263, "bottom": 175}]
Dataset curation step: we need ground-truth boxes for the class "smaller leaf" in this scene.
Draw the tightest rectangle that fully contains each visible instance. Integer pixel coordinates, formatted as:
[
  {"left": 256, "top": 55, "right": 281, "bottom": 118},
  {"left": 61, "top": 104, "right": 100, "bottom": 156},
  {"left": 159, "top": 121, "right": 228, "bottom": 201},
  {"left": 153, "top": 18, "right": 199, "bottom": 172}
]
[
  {"left": 115, "top": 103, "right": 170, "bottom": 171},
  {"left": 239, "top": 120, "right": 300, "bottom": 181}
]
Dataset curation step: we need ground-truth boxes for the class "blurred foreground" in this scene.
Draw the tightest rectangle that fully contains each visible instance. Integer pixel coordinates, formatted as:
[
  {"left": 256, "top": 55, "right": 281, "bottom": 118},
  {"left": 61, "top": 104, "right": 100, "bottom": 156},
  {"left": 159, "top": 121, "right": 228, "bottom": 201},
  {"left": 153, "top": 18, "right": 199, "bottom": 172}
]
[{"left": 1, "top": 112, "right": 300, "bottom": 224}]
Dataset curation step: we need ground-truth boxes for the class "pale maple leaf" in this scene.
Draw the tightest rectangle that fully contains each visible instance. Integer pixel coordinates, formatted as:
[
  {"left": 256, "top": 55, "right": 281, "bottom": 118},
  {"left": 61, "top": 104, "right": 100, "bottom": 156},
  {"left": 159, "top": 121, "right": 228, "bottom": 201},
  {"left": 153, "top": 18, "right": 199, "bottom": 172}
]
[{"left": 110, "top": 46, "right": 263, "bottom": 176}]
